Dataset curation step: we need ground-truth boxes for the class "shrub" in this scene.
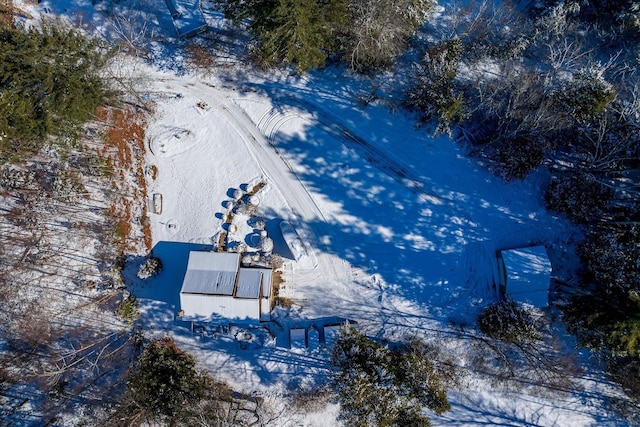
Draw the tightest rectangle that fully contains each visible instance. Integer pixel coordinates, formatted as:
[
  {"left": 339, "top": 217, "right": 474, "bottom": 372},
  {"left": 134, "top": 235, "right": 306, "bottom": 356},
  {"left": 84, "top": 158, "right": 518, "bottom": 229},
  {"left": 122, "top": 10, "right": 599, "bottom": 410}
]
[
  {"left": 406, "top": 38, "right": 466, "bottom": 134},
  {"left": 292, "top": 385, "right": 333, "bottom": 412},
  {"left": 137, "top": 256, "right": 162, "bottom": 279},
  {"left": 345, "top": 0, "right": 435, "bottom": 72},
  {"left": 116, "top": 293, "right": 139, "bottom": 325},
  {"left": 553, "top": 70, "right": 616, "bottom": 124},
  {"left": 184, "top": 42, "right": 217, "bottom": 75},
  {"left": 478, "top": 299, "right": 542, "bottom": 343}
]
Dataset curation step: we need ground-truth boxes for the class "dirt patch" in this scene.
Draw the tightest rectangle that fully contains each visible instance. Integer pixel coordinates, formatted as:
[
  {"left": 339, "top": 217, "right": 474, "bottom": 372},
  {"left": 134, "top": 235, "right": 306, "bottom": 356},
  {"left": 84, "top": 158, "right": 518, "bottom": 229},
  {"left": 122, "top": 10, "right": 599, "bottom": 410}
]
[
  {"left": 97, "top": 107, "right": 152, "bottom": 253},
  {"left": 0, "top": 0, "right": 19, "bottom": 28},
  {"left": 271, "top": 270, "right": 294, "bottom": 308},
  {"left": 246, "top": 181, "right": 266, "bottom": 196}
]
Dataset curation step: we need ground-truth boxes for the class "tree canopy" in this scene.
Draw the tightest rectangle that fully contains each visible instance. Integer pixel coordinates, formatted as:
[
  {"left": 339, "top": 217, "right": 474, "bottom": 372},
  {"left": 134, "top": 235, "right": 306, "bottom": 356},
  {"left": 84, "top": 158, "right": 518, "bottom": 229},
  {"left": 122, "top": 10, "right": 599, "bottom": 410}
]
[
  {"left": 0, "top": 24, "right": 111, "bottom": 159},
  {"left": 331, "top": 325, "right": 450, "bottom": 426},
  {"left": 223, "top": 0, "right": 433, "bottom": 73},
  {"left": 225, "top": 0, "right": 346, "bottom": 72}
]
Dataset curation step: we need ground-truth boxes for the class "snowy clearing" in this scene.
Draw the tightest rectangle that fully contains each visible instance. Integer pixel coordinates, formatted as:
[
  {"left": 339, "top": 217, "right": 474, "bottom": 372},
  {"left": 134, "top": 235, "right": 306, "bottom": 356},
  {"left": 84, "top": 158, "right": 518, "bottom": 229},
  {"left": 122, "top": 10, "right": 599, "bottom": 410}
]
[{"left": 9, "top": 0, "right": 635, "bottom": 425}]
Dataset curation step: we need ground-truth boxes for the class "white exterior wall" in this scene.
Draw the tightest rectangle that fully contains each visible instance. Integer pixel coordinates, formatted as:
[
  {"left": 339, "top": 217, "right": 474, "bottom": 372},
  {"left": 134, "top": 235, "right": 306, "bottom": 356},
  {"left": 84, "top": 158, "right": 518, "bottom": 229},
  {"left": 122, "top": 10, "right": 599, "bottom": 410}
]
[
  {"left": 260, "top": 296, "right": 271, "bottom": 320},
  {"left": 181, "top": 293, "right": 260, "bottom": 320}
]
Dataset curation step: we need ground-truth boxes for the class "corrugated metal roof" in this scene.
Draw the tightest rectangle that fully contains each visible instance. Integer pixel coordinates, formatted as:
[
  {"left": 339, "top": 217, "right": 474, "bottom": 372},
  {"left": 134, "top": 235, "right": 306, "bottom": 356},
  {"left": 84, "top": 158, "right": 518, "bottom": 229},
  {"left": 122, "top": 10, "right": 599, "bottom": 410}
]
[
  {"left": 236, "top": 268, "right": 262, "bottom": 299},
  {"left": 257, "top": 268, "right": 272, "bottom": 298},
  {"left": 180, "top": 252, "right": 239, "bottom": 295},
  {"left": 501, "top": 246, "right": 552, "bottom": 308}
]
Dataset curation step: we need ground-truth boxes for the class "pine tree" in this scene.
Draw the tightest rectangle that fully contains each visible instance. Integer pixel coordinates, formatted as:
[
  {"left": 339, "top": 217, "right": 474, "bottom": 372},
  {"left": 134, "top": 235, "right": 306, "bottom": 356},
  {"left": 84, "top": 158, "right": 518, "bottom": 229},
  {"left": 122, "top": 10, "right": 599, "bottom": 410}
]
[
  {"left": 260, "top": 0, "right": 329, "bottom": 72},
  {"left": 126, "top": 338, "right": 207, "bottom": 419},
  {"left": 331, "top": 325, "right": 450, "bottom": 426},
  {"left": 0, "top": 25, "right": 111, "bottom": 158},
  {"left": 225, "top": 0, "right": 347, "bottom": 73}
]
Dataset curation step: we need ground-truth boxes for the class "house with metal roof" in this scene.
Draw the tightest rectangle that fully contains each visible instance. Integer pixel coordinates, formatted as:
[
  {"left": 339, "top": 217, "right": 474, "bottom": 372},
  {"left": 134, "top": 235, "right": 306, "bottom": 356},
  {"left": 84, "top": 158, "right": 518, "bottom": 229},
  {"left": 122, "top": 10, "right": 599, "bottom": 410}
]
[
  {"left": 496, "top": 246, "right": 552, "bottom": 308},
  {"left": 179, "top": 251, "right": 272, "bottom": 321}
]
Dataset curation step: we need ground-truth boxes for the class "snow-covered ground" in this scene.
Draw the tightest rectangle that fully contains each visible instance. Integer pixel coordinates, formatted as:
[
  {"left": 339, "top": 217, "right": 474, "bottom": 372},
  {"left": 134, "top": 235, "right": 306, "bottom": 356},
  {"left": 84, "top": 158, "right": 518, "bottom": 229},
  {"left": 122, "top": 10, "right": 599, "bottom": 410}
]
[
  {"left": 133, "top": 68, "right": 627, "bottom": 427},
  {"left": 15, "top": 0, "right": 634, "bottom": 425}
]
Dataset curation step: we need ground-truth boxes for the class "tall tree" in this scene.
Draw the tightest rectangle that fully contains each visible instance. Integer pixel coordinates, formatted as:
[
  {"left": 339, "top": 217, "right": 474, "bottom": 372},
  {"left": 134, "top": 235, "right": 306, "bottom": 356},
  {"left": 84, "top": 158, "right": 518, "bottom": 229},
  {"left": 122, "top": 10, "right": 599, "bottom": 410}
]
[
  {"left": 345, "top": 0, "right": 435, "bottom": 72},
  {"left": 260, "top": 0, "right": 329, "bottom": 72},
  {"left": 225, "top": 0, "right": 347, "bottom": 73},
  {"left": 331, "top": 325, "right": 450, "bottom": 426},
  {"left": 0, "top": 24, "right": 111, "bottom": 158}
]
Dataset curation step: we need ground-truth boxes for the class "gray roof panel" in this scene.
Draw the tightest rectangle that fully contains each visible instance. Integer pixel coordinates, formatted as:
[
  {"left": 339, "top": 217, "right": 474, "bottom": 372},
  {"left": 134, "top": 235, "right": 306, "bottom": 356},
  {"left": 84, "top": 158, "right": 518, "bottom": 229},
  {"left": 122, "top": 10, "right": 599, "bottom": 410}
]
[{"left": 180, "top": 252, "right": 239, "bottom": 295}]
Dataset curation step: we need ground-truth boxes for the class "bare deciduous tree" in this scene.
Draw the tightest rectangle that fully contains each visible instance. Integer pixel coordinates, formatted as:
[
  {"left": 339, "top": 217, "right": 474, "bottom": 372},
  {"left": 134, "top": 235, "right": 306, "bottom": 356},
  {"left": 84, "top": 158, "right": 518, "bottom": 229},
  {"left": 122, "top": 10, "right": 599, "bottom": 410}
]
[{"left": 345, "top": 0, "right": 435, "bottom": 72}]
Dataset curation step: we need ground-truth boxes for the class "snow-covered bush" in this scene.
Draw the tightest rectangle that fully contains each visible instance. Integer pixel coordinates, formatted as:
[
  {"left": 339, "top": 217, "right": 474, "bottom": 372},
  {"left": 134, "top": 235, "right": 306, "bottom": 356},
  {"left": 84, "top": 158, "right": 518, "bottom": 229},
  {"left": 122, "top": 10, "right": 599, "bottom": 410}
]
[
  {"left": 233, "top": 203, "right": 258, "bottom": 216},
  {"left": 345, "top": 0, "right": 436, "bottom": 72},
  {"left": 406, "top": 38, "right": 466, "bottom": 135},
  {"left": 478, "top": 299, "right": 542, "bottom": 343},
  {"left": 252, "top": 217, "right": 266, "bottom": 230},
  {"left": 459, "top": 0, "right": 533, "bottom": 61},
  {"left": 292, "top": 385, "right": 333, "bottom": 412},
  {"left": 137, "top": 256, "right": 162, "bottom": 279},
  {"left": 533, "top": 2, "right": 576, "bottom": 41},
  {"left": 576, "top": 0, "right": 640, "bottom": 33},
  {"left": 227, "top": 241, "right": 247, "bottom": 253},
  {"left": 259, "top": 236, "right": 274, "bottom": 253},
  {"left": 116, "top": 293, "right": 139, "bottom": 325}
]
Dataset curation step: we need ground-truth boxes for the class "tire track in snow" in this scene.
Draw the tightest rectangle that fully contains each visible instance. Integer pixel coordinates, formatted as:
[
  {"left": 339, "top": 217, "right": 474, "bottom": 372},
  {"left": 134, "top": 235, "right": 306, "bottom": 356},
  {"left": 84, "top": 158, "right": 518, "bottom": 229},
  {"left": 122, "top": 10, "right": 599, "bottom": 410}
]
[
  {"left": 254, "top": 98, "right": 477, "bottom": 232},
  {"left": 258, "top": 102, "right": 442, "bottom": 204},
  {"left": 150, "top": 79, "right": 349, "bottom": 284}
]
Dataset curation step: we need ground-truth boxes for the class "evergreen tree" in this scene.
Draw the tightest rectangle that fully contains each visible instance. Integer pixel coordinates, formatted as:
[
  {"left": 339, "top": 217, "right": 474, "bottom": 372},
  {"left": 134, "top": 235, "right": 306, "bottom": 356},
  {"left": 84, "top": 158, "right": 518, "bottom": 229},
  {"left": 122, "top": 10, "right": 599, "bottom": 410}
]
[
  {"left": 124, "top": 338, "right": 207, "bottom": 421},
  {"left": 109, "top": 337, "right": 235, "bottom": 426},
  {"left": 331, "top": 325, "right": 450, "bottom": 426},
  {"left": 0, "top": 24, "right": 111, "bottom": 158},
  {"left": 260, "top": 0, "right": 329, "bottom": 72},
  {"left": 225, "top": 0, "right": 347, "bottom": 72}
]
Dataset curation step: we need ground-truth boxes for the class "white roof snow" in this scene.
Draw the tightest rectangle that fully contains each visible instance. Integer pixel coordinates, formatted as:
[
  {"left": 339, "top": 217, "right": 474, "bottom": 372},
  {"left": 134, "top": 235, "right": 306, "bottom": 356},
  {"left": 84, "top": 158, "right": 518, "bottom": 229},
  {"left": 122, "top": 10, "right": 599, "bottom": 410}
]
[
  {"left": 501, "top": 246, "right": 552, "bottom": 308},
  {"left": 164, "top": 0, "right": 207, "bottom": 38},
  {"left": 258, "top": 268, "right": 272, "bottom": 298},
  {"left": 236, "top": 268, "right": 263, "bottom": 299},
  {"left": 180, "top": 252, "right": 239, "bottom": 296}
]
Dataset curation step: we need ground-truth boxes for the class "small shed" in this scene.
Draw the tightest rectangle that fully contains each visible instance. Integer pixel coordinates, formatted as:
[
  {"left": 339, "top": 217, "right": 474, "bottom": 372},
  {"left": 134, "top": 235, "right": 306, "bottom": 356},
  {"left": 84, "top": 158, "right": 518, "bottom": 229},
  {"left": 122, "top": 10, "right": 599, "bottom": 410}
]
[
  {"left": 163, "top": 0, "right": 208, "bottom": 38},
  {"left": 180, "top": 251, "right": 272, "bottom": 321},
  {"left": 496, "top": 246, "right": 552, "bottom": 308}
]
